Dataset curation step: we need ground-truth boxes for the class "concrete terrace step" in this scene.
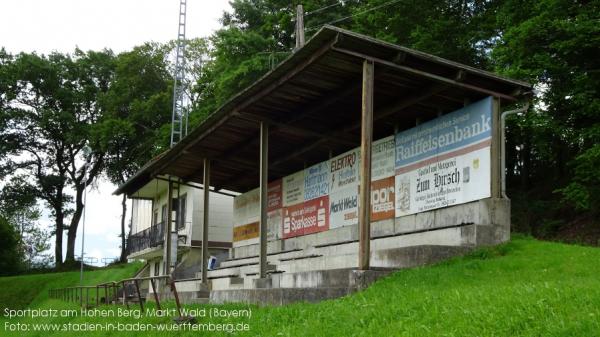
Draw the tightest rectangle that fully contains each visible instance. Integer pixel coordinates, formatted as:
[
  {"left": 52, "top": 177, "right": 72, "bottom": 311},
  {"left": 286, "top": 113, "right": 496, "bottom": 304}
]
[
  {"left": 203, "top": 263, "right": 276, "bottom": 279},
  {"left": 219, "top": 248, "right": 304, "bottom": 268},
  {"left": 210, "top": 286, "right": 357, "bottom": 305},
  {"left": 224, "top": 248, "right": 302, "bottom": 262},
  {"left": 274, "top": 268, "right": 356, "bottom": 288}
]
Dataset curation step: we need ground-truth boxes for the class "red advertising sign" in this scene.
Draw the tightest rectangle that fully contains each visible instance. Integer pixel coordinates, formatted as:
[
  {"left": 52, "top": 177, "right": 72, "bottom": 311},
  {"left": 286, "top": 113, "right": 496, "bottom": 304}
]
[
  {"left": 371, "top": 176, "right": 395, "bottom": 221},
  {"left": 268, "top": 179, "right": 283, "bottom": 212},
  {"left": 282, "top": 196, "right": 329, "bottom": 238}
]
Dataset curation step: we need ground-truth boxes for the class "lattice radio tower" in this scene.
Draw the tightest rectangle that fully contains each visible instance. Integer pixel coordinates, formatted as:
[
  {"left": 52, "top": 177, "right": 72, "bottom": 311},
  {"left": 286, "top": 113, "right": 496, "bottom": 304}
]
[{"left": 170, "top": 0, "right": 188, "bottom": 147}]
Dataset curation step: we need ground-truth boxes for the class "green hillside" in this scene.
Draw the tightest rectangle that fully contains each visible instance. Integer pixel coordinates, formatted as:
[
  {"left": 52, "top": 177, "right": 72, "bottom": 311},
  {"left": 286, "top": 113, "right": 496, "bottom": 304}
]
[
  {"left": 0, "top": 262, "right": 142, "bottom": 310},
  {"left": 2, "top": 236, "right": 599, "bottom": 337}
]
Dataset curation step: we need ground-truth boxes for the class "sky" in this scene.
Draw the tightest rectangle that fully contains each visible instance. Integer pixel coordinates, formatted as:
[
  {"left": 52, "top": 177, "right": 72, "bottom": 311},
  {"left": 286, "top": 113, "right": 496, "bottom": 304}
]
[{"left": 0, "top": 0, "right": 232, "bottom": 266}]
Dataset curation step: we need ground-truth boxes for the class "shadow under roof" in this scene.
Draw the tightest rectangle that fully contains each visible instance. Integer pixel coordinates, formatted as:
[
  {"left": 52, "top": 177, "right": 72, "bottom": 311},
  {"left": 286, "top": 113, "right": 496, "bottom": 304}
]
[{"left": 115, "top": 25, "right": 532, "bottom": 196}]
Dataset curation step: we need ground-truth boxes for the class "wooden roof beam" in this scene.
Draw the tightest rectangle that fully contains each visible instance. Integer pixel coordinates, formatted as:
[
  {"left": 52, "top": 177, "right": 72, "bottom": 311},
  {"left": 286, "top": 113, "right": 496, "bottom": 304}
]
[
  {"left": 215, "top": 81, "right": 361, "bottom": 162},
  {"left": 331, "top": 46, "right": 518, "bottom": 102},
  {"left": 219, "top": 82, "right": 445, "bottom": 191}
]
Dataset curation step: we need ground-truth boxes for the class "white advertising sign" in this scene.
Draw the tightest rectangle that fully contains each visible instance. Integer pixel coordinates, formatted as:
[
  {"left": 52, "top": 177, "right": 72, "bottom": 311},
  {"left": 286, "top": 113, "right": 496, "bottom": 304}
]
[
  {"left": 329, "top": 148, "right": 359, "bottom": 229},
  {"left": 371, "top": 136, "right": 396, "bottom": 180},
  {"left": 395, "top": 97, "right": 492, "bottom": 217},
  {"left": 283, "top": 170, "right": 305, "bottom": 207}
]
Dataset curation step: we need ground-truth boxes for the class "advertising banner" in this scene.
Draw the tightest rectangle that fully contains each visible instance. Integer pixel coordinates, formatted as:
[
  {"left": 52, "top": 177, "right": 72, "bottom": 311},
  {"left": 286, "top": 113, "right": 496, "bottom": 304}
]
[
  {"left": 232, "top": 188, "right": 259, "bottom": 246},
  {"left": 329, "top": 186, "right": 358, "bottom": 229},
  {"left": 370, "top": 136, "right": 396, "bottom": 221},
  {"left": 283, "top": 171, "right": 304, "bottom": 207},
  {"left": 371, "top": 176, "right": 395, "bottom": 221},
  {"left": 329, "top": 148, "right": 359, "bottom": 229},
  {"left": 304, "top": 161, "right": 330, "bottom": 201},
  {"left": 267, "top": 180, "right": 283, "bottom": 240},
  {"left": 283, "top": 195, "right": 329, "bottom": 238},
  {"left": 330, "top": 148, "right": 359, "bottom": 193},
  {"left": 233, "top": 180, "right": 284, "bottom": 245},
  {"left": 233, "top": 222, "right": 259, "bottom": 243},
  {"left": 371, "top": 136, "right": 396, "bottom": 181},
  {"left": 268, "top": 179, "right": 283, "bottom": 211},
  {"left": 395, "top": 97, "right": 492, "bottom": 217},
  {"left": 267, "top": 209, "right": 282, "bottom": 241}
]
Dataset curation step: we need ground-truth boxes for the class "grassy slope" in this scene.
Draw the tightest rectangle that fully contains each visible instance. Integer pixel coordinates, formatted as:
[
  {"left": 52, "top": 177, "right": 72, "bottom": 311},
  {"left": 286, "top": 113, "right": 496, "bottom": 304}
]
[
  {"left": 0, "top": 262, "right": 142, "bottom": 310},
  {"left": 2, "top": 236, "right": 599, "bottom": 337}
]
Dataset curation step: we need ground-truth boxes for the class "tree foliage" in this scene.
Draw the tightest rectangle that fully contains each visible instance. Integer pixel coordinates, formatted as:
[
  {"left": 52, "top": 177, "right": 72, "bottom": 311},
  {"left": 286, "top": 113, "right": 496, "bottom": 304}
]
[
  {"left": 96, "top": 43, "right": 173, "bottom": 261},
  {"left": 0, "top": 49, "right": 113, "bottom": 267},
  {"left": 0, "top": 215, "right": 22, "bottom": 275},
  {"left": 189, "top": 0, "right": 599, "bottom": 233},
  {"left": 0, "top": 176, "right": 51, "bottom": 269}
]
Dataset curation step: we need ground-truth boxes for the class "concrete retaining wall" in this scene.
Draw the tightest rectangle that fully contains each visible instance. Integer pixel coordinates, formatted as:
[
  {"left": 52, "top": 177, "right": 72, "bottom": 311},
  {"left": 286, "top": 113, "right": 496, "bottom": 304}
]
[{"left": 231, "top": 197, "right": 510, "bottom": 259}]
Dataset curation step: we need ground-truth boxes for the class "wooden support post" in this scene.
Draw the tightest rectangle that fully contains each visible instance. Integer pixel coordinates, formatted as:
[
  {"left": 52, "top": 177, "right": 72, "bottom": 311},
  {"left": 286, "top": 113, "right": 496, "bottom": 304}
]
[
  {"left": 259, "top": 122, "right": 269, "bottom": 279},
  {"left": 134, "top": 280, "right": 144, "bottom": 312},
  {"left": 113, "top": 284, "right": 118, "bottom": 305},
  {"left": 358, "top": 60, "right": 374, "bottom": 270},
  {"left": 169, "top": 279, "right": 183, "bottom": 318},
  {"left": 165, "top": 180, "right": 174, "bottom": 274},
  {"left": 123, "top": 283, "right": 128, "bottom": 308},
  {"left": 491, "top": 97, "right": 502, "bottom": 198},
  {"left": 201, "top": 159, "right": 210, "bottom": 284},
  {"left": 150, "top": 278, "right": 161, "bottom": 310},
  {"left": 295, "top": 5, "right": 305, "bottom": 50}
]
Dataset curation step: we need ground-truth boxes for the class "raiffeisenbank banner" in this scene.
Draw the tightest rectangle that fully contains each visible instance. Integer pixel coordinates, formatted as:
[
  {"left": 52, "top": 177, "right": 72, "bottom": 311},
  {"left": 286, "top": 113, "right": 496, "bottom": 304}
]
[{"left": 394, "top": 97, "right": 492, "bottom": 216}]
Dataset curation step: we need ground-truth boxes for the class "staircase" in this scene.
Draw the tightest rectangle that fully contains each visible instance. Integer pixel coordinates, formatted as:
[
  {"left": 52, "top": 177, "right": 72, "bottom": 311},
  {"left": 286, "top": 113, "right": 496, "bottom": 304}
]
[{"left": 205, "top": 231, "right": 473, "bottom": 304}]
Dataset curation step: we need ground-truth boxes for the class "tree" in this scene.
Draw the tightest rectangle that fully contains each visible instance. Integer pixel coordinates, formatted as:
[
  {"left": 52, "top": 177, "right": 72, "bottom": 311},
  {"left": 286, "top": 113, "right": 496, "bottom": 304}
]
[
  {"left": 493, "top": 0, "right": 600, "bottom": 227},
  {"left": 0, "top": 176, "right": 52, "bottom": 268},
  {"left": 0, "top": 216, "right": 23, "bottom": 275},
  {"left": 0, "top": 49, "right": 115, "bottom": 267},
  {"left": 97, "top": 43, "right": 173, "bottom": 262}
]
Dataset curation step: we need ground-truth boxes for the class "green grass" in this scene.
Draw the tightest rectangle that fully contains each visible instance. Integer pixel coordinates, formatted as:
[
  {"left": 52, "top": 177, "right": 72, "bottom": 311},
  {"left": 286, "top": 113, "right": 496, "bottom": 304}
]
[
  {"left": 0, "top": 262, "right": 142, "bottom": 310},
  {"left": 2, "top": 235, "right": 600, "bottom": 336}
]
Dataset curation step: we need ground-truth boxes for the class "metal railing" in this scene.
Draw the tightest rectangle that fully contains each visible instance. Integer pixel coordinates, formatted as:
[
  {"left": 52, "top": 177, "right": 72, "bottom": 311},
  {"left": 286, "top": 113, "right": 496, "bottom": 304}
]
[
  {"left": 48, "top": 275, "right": 202, "bottom": 321},
  {"left": 126, "top": 222, "right": 165, "bottom": 255}
]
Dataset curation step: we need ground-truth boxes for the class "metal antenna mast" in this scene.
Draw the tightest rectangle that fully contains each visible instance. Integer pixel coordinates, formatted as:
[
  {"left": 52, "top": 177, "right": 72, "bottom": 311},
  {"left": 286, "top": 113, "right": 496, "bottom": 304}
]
[{"left": 170, "top": 0, "right": 188, "bottom": 147}]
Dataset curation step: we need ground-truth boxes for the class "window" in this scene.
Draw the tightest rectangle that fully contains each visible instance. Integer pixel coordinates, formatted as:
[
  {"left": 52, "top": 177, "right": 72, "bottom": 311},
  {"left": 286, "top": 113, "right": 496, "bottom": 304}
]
[
  {"left": 154, "top": 261, "right": 160, "bottom": 276},
  {"left": 161, "top": 204, "right": 167, "bottom": 224},
  {"left": 176, "top": 194, "right": 187, "bottom": 230}
]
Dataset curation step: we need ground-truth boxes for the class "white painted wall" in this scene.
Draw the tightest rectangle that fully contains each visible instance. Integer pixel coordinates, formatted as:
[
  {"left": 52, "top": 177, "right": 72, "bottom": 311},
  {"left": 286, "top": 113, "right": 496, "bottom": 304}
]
[{"left": 130, "top": 183, "right": 234, "bottom": 245}]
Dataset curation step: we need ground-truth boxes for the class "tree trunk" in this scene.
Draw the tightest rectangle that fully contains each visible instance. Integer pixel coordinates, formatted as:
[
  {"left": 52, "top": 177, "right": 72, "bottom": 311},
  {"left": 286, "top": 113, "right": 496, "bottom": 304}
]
[
  {"left": 64, "top": 186, "right": 84, "bottom": 264},
  {"left": 54, "top": 210, "right": 64, "bottom": 268},
  {"left": 119, "top": 193, "right": 127, "bottom": 263},
  {"left": 521, "top": 133, "right": 530, "bottom": 190}
]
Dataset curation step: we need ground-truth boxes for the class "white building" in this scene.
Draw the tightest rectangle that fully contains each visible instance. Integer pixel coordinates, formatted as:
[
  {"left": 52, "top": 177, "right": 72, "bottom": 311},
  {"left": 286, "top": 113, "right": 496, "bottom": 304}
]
[{"left": 126, "top": 178, "right": 233, "bottom": 283}]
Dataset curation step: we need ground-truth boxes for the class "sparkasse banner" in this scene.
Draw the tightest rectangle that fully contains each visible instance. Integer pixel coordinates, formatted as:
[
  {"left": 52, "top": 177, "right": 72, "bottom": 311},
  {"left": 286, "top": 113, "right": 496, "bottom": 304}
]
[{"left": 395, "top": 97, "right": 492, "bottom": 217}]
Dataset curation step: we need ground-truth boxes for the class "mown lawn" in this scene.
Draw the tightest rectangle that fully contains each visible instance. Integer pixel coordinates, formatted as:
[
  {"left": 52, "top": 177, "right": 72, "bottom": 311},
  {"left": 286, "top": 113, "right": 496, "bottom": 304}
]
[{"left": 1, "top": 235, "right": 599, "bottom": 336}]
